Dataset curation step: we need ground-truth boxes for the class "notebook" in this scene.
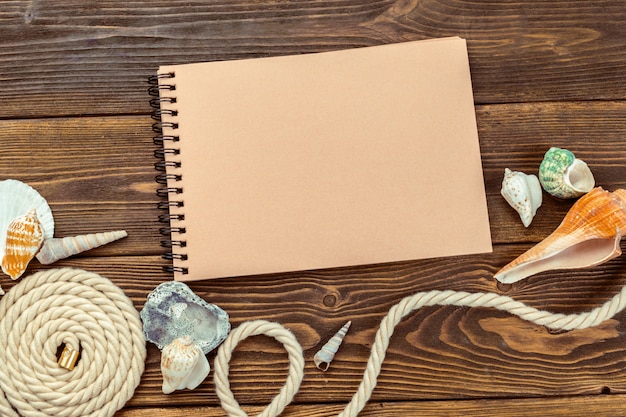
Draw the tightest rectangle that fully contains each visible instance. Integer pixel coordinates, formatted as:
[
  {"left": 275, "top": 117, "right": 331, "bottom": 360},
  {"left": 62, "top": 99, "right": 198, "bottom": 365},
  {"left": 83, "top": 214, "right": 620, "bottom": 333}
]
[{"left": 150, "top": 37, "right": 492, "bottom": 281}]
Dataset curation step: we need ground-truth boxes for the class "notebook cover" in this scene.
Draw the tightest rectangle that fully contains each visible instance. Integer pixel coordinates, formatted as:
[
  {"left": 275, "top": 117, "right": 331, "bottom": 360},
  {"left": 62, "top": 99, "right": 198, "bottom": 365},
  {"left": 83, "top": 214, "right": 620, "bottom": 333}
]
[{"left": 157, "top": 37, "right": 492, "bottom": 281}]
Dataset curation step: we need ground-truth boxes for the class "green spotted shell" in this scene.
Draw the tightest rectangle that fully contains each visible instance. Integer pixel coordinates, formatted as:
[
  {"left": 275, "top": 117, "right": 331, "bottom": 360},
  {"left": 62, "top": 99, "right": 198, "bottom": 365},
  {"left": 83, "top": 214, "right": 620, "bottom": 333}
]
[{"left": 538, "top": 147, "right": 595, "bottom": 199}]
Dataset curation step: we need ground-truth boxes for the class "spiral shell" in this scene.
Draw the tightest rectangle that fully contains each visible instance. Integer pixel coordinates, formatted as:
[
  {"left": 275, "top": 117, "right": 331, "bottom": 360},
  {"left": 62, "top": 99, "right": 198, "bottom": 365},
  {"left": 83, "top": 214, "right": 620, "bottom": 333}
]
[
  {"left": 495, "top": 187, "right": 626, "bottom": 283},
  {"left": 0, "top": 180, "right": 54, "bottom": 259},
  {"left": 314, "top": 320, "right": 351, "bottom": 371},
  {"left": 161, "top": 335, "right": 210, "bottom": 394},
  {"left": 538, "top": 147, "right": 595, "bottom": 199},
  {"left": 1, "top": 209, "right": 44, "bottom": 280},
  {"left": 35, "top": 230, "right": 128, "bottom": 265},
  {"left": 500, "top": 168, "right": 542, "bottom": 227}
]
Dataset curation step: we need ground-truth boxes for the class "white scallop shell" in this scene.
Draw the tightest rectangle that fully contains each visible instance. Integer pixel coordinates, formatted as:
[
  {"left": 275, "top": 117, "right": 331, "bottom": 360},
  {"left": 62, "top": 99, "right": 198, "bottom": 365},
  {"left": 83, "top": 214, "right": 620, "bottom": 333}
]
[
  {"left": 0, "top": 180, "right": 54, "bottom": 257},
  {"left": 500, "top": 168, "right": 543, "bottom": 227},
  {"left": 161, "top": 335, "right": 210, "bottom": 394}
]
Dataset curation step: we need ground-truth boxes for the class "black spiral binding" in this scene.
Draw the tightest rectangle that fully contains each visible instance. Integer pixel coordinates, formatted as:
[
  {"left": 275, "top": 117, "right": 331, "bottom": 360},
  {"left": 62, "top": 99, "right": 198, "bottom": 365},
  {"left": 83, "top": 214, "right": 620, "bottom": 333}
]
[{"left": 149, "top": 72, "right": 189, "bottom": 275}]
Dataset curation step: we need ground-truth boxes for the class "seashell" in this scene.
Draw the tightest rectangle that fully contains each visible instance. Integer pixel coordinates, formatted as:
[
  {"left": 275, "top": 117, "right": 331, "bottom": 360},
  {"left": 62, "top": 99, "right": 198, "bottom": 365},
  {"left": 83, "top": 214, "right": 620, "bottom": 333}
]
[
  {"left": 500, "top": 168, "right": 542, "bottom": 227},
  {"left": 35, "top": 230, "right": 128, "bottom": 265},
  {"left": 494, "top": 187, "right": 626, "bottom": 283},
  {"left": 141, "top": 281, "right": 230, "bottom": 354},
  {"left": 538, "top": 147, "right": 595, "bottom": 199},
  {"left": 0, "top": 180, "right": 54, "bottom": 258},
  {"left": 161, "top": 335, "right": 210, "bottom": 394},
  {"left": 314, "top": 320, "right": 351, "bottom": 371},
  {"left": 1, "top": 209, "right": 44, "bottom": 279}
]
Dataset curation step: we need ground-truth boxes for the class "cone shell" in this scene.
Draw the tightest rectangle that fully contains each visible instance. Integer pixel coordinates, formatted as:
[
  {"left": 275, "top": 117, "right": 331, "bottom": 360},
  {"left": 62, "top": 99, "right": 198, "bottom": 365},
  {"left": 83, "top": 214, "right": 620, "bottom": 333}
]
[
  {"left": 495, "top": 187, "right": 626, "bottom": 283},
  {"left": 36, "top": 230, "right": 128, "bottom": 265},
  {"left": 539, "top": 147, "right": 595, "bottom": 199},
  {"left": 501, "top": 168, "right": 542, "bottom": 227},
  {"left": 314, "top": 320, "right": 351, "bottom": 371},
  {"left": 161, "top": 335, "right": 210, "bottom": 394},
  {"left": 0, "top": 180, "right": 54, "bottom": 258},
  {"left": 1, "top": 209, "right": 44, "bottom": 280}
]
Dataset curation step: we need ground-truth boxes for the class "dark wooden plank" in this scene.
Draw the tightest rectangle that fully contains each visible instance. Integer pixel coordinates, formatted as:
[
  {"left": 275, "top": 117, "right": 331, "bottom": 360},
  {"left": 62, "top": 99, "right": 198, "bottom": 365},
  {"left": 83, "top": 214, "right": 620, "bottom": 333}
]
[
  {"left": 115, "top": 394, "right": 626, "bottom": 416},
  {"left": 11, "top": 250, "right": 625, "bottom": 410},
  {"left": 3, "top": 1, "right": 626, "bottom": 416},
  {"left": 1, "top": 0, "right": 626, "bottom": 118},
  {"left": 477, "top": 100, "right": 626, "bottom": 244},
  {"left": 0, "top": 114, "right": 162, "bottom": 256},
  {"left": 1, "top": 99, "right": 625, "bottom": 263},
  {"left": 137, "top": 248, "right": 626, "bottom": 407},
  {"left": 1, "top": 79, "right": 626, "bottom": 414}
]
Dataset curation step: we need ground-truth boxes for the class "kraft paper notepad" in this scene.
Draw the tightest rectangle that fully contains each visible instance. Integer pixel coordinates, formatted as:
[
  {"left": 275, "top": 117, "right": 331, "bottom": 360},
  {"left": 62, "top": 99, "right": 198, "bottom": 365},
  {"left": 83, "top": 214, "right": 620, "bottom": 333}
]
[{"left": 152, "top": 36, "right": 492, "bottom": 281}]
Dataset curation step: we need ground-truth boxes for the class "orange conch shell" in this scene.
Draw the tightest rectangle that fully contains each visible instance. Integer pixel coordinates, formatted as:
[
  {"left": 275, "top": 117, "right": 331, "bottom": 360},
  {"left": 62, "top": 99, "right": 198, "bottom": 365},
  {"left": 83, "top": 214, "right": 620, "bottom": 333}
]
[
  {"left": 494, "top": 187, "right": 626, "bottom": 284},
  {"left": 1, "top": 209, "right": 44, "bottom": 280}
]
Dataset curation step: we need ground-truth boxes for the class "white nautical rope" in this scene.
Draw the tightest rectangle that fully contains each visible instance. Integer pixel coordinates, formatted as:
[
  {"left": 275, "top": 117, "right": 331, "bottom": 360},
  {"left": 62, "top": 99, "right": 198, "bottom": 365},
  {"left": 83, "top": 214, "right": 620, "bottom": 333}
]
[
  {"left": 214, "top": 320, "right": 305, "bottom": 417},
  {"left": 0, "top": 268, "right": 146, "bottom": 417},
  {"left": 214, "top": 285, "right": 626, "bottom": 417}
]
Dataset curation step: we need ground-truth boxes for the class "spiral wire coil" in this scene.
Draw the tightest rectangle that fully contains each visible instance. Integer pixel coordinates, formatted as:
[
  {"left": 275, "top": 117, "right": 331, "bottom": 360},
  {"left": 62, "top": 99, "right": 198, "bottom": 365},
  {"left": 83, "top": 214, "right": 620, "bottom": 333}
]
[{"left": 149, "top": 73, "right": 188, "bottom": 275}]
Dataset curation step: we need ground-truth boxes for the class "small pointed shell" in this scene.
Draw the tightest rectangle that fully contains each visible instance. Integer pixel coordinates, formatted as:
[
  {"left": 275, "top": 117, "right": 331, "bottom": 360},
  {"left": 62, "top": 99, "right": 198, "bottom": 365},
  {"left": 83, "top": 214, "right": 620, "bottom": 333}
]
[
  {"left": 495, "top": 187, "right": 626, "bottom": 283},
  {"left": 35, "top": 230, "right": 128, "bottom": 265},
  {"left": 1, "top": 209, "right": 44, "bottom": 279},
  {"left": 161, "top": 335, "right": 210, "bottom": 394},
  {"left": 314, "top": 321, "right": 351, "bottom": 371},
  {"left": 539, "top": 147, "right": 595, "bottom": 199},
  {"left": 501, "top": 168, "right": 542, "bottom": 227}
]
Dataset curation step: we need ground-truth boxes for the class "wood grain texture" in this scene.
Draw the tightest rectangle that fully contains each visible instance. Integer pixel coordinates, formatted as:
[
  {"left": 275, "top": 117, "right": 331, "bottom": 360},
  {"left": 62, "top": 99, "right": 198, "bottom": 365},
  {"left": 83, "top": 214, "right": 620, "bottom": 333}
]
[
  {"left": 478, "top": 100, "right": 626, "bottom": 243},
  {"left": 2, "top": 102, "right": 626, "bottom": 413},
  {"left": 131, "top": 249, "right": 626, "bottom": 407},
  {"left": 115, "top": 394, "right": 626, "bottom": 416},
  {"left": 0, "top": 115, "right": 160, "bottom": 256},
  {"left": 1, "top": 0, "right": 626, "bottom": 118},
  {"left": 2, "top": 1, "right": 626, "bottom": 416},
  {"left": 6, "top": 248, "right": 622, "bottom": 413},
  {"left": 2, "top": 100, "right": 626, "bottom": 263}
]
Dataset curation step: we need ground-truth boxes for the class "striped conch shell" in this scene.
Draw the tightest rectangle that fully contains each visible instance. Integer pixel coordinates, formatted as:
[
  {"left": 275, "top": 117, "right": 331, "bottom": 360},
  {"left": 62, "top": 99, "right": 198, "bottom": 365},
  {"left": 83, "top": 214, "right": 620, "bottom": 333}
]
[
  {"left": 314, "top": 320, "right": 351, "bottom": 371},
  {"left": 0, "top": 180, "right": 54, "bottom": 258},
  {"left": 500, "top": 168, "right": 542, "bottom": 227},
  {"left": 495, "top": 187, "right": 626, "bottom": 284},
  {"left": 36, "top": 230, "right": 127, "bottom": 265},
  {"left": 161, "top": 335, "right": 210, "bottom": 394},
  {"left": 1, "top": 209, "right": 44, "bottom": 280},
  {"left": 539, "top": 147, "right": 595, "bottom": 199}
]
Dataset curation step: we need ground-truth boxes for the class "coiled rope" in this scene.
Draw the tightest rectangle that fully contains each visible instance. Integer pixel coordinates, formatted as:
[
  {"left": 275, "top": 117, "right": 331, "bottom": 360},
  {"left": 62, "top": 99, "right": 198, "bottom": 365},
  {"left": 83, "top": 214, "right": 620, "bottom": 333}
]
[
  {"left": 214, "top": 284, "right": 626, "bottom": 417},
  {"left": 0, "top": 268, "right": 146, "bottom": 417},
  {"left": 214, "top": 320, "right": 304, "bottom": 417}
]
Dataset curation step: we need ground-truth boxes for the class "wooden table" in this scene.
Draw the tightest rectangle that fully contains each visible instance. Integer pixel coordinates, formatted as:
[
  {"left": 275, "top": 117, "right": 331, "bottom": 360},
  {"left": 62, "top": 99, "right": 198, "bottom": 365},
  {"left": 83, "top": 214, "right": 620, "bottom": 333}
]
[{"left": 2, "top": 1, "right": 626, "bottom": 416}]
